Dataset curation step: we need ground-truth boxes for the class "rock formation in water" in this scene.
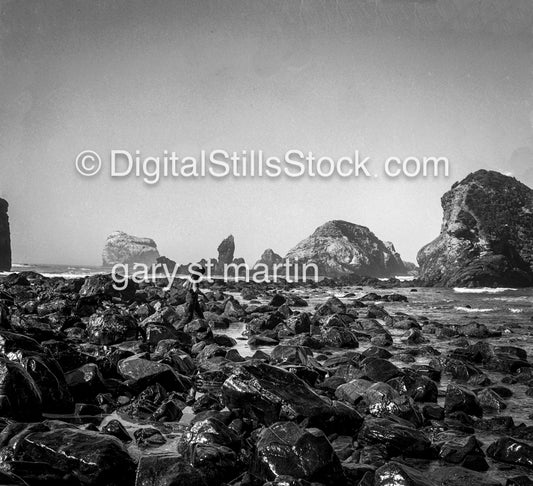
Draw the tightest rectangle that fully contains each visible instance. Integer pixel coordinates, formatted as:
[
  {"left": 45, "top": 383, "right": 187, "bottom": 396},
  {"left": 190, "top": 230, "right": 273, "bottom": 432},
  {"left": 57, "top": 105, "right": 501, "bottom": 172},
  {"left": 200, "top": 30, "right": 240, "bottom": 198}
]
[
  {"left": 0, "top": 198, "right": 11, "bottom": 271},
  {"left": 217, "top": 235, "right": 235, "bottom": 265},
  {"left": 417, "top": 170, "right": 533, "bottom": 287},
  {"left": 255, "top": 249, "right": 283, "bottom": 270},
  {"left": 102, "top": 231, "right": 160, "bottom": 267},
  {"left": 285, "top": 220, "right": 406, "bottom": 277}
]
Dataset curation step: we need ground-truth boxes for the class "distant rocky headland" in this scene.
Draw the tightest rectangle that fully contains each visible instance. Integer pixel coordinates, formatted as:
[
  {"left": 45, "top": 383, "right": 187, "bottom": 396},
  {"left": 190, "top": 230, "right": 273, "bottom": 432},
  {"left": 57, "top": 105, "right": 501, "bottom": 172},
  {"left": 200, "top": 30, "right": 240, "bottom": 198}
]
[
  {"left": 105, "top": 221, "right": 410, "bottom": 281},
  {"left": 0, "top": 198, "right": 11, "bottom": 271},
  {"left": 102, "top": 231, "right": 160, "bottom": 267},
  {"left": 101, "top": 169, "right": 533, "bottom": 287},
  {"left": 285, "top": 220, "right": 407, "bottom": 278},
  {"left": 418, "top": 170, "right": 533, "bottom": 288}
]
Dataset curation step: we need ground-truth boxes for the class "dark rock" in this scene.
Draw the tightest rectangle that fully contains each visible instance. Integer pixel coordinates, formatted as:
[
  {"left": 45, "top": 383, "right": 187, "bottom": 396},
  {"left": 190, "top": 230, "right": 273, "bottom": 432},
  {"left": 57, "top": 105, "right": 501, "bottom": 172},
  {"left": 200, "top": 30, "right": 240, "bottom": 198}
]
[
  {"left": 418, "top": 170, "right": 533, "bottom": 287},
  {"left": 80, "top": 274, "right": 138, "bottom": 302},
  {"left": 374, "top": 461, "right": 435, "bottom": 486},
  {"left": 361, "top": 357, "right": 403, "bottom": 382},
  {"left": 102, "top": 419, "right": 132, "bottom": 442},
  {"left": 428, "top": 465, "right": 501, "bottom": 486},
  {"left": 487, "top": 437, "right": 533, "bottom": 469},
  {"left": 135, "top": 454, "right": 207, "bottom": 486},
  {"left": 0, "top": 198, "right": 11, "bottom": 271},
  {"left": 477, "top": 388, "right": 507, "bottom": 411},
  {"left": 118, "top": 356, "right": 192, "bottom": 393},
  {"left": 87, "top": 309, "right": 139, "bottom": 345},
  {"left": 320, "top": 327, "right": 358, "bottom": 348},
  {"left": 251, "top": 421, "right": 346, "bottom": 484},
  {"left": 134, "top": 427, "right": 166, "bottom": 448},
  {"left": 438, "top": 435, "right": 489, "bottom": 471},
  {"left": 0, "top": 422, "right": 136, "bottom": 486},
  {"left": 0, "top": 355, "right": 42, "bottom": 421},
  {"left": 222, "top": 362, "right": 332, "bottom": 425},
  {"left": 217, "top": 235, "right": 235, "bottom": 266},
  {"left": 65, "top": 363, "right": 106, "bottom": 403},
  {"left": 358, "top": 418, "right": 432, "bottom": 458},
  {"left": 444, "top": 384, "right": 483, "bottom": 417},
  {"left": 15, "top": 352, "right": 74, "bottom": 414}
]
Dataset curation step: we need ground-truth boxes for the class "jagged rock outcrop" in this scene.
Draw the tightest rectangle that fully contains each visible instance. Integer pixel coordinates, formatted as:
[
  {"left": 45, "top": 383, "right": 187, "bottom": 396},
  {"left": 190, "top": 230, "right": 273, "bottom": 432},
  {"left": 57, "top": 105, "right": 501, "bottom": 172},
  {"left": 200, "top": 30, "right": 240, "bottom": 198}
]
[
  {"left": 102, "top": 231, "right": 160, "bottom": 267},
  {"left": 217, "top": 235, "right": 235, "bottom": 265},
  {"left": 156, "top": 256, "right": 177, "bottom": 272},
  {"left": 285, "top": 220, "right": 406, "bottom": 278},
  {"left": 417, "top": 170, "right": 533, "bottom": 287},
  {"left": 255, "top": 249, "right": 283, "bottom": 270},
  {"left": 0, "top": 199, "right": 11, "bottom": 271}
]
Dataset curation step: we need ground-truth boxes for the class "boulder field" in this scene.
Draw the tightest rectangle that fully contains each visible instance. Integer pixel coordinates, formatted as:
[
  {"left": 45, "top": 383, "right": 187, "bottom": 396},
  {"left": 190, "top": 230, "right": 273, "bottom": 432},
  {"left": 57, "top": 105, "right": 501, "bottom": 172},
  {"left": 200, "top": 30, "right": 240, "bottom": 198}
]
[{"left": 0, "top": 272, "right": 531, "bottom": 485}]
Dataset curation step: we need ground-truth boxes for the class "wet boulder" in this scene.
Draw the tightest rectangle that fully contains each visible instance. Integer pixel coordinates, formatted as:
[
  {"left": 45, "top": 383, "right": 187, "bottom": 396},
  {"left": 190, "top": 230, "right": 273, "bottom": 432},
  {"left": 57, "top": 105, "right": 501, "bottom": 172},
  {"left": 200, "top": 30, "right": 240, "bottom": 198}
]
[
  {"left": 388, "top": 370, "right": 438, "bottom": 403},
  {"left": 134, "top": 428, "right": 166, "bottom": 448},
  {"left": 374, "top": 461, "right": 436, "bottom": 486},
  {"left": 15, "top": 351, "right": 74, "bottom": 413},
  {"left": 358, "top": 418, "right": 432, "bottom": 458},
  {"left": 335, "top": 378, "right": 373, "bottom": 405},
  {"left": 444, "top": 384, "right": 483, "bottom": 418},
  {"left": 135, "top": 454, "right": 207, "bottom": 486},
  {"left": 0, "top": 330, "right": 42, "bottom": 355},
  {"left": 438, "top": 435, "right": 489, "bottom": 471},
  {"left": 320, "top": 327, "right": 359, "bottom": 348},
  {"left": 87, "top": 310, "right": 139, "bottom": 345},
  {"left": 428, "top": 465, "right": 503, "bottom": 486},
  {"left": 285, "top": 313, "right": 311, "bottom": 335},
  {"left": 65, "top": 363, "right": 106, "bottom": 403},
  {"left": 477, "top": 387, "right": 507, "bottom": 412},
  {"left": 118, "top": 356, "right": 192, "bottom": 393},
  {"left": 102, "top": 419, "right": 132, "bottom": 442},
  {"left": 487, "top": 437, "right": 533, "bottom": 469},
  {"left": 361, "top": 357, "right": 403, "bottom": 382},
  {"left": 222, "top": 362, "right": 332, "bottom": 425},
  {"left": 79, "top": 274, "right": 138, "bottom": 302},
  {"left": 179, "top": 417, "right": 240, "bottom": 455},
  {"left": 0, "top": 355, "right": 42, "bottom": 421},
  {"left": 1, "top": 422, "right": 136, "bottom": 486},
  {"left": 362, "top": 382, "right": 403, "bottom": 417},
  {"left": 460, "top": 321, "right": 491, "bottom": 339},
  {"left": 270, "top": 345, "right": 313, "bottom": 365},
  {"left": 252, "top": 421, "right": 346, "bottom": 485}
]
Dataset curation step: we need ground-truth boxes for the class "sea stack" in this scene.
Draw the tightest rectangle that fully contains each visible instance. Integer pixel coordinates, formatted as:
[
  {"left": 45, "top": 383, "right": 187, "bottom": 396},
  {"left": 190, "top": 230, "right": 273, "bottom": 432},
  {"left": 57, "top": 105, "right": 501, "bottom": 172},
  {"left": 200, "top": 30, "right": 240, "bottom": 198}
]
[
  {"left": 418, "top": 170, "right": 533, "bottom": 287},
  {"left": 285, "top": 220, "right": 406, "bottom": 278},
  {"left": 102, "top": 231, "right": 160, "bottom": 267},
  {"left": 0, "top": 198, "right": 11, "bottom": 271}
]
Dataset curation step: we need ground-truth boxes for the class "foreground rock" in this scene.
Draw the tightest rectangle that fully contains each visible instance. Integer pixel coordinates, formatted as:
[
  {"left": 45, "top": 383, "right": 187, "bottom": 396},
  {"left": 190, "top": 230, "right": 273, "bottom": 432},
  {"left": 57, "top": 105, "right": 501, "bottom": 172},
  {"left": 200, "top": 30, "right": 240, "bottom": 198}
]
[
  {"left": 0, "top": 269, "right": 531, "bottom": 485},
  {"left": 0, "top": 198, "right": 11, "bottom": 271},
  {"left": 252, "top": 421, "right": 345, "bottom": 484},
  {"left": 0, "top": 421, "right": 136, "bottom": 485},
  {"left": 102, "top": 230, "right": 160, "bottom": 266},
  {"left": 418, "top": 170, "right": 533, "bottom": 287},
  {"left": 285, "top": 220, "right": 406, "bottom": 277}
]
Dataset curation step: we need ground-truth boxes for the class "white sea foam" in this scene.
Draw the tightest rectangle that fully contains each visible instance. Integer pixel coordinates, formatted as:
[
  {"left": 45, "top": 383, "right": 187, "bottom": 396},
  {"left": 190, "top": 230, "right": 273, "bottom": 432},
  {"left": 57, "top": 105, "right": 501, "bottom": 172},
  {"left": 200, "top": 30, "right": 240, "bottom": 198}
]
[
  {"left": 455, "top": 306, "right": 495, "bottom": 313},
  {"left": 453, "top": 287, "right": 518, "bottom": 294}
]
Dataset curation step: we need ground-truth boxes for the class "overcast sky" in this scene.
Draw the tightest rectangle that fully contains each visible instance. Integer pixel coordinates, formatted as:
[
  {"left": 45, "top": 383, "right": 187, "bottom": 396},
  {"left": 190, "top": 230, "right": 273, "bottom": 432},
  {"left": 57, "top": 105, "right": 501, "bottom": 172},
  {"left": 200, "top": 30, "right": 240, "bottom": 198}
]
[{"left": 1, "top": 0, "right": 533, "bottom": 266}]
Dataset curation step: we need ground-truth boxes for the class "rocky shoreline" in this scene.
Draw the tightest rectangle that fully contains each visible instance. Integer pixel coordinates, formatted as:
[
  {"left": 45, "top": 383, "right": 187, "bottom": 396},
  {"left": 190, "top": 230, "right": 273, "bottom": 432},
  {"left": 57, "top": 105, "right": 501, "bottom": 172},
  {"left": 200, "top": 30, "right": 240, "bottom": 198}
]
[{"left": 0, "top": 271, "right": 531, "bottom": 485}]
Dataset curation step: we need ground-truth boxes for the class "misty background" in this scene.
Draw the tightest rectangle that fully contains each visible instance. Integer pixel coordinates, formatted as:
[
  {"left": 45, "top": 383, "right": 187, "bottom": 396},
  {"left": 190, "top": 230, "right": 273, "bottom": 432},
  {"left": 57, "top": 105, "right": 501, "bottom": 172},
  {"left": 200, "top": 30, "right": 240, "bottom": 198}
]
[{"left": 1, "top": 0, "right": 533, "bottom": 266}]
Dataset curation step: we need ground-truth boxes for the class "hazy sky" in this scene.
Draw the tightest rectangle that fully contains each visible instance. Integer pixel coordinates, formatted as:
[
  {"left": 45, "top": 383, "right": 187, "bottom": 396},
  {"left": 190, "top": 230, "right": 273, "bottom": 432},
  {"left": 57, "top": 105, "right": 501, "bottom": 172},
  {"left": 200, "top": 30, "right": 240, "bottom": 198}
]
[{"left": 1, "top": 0, "right": 533, "bottom": 266}]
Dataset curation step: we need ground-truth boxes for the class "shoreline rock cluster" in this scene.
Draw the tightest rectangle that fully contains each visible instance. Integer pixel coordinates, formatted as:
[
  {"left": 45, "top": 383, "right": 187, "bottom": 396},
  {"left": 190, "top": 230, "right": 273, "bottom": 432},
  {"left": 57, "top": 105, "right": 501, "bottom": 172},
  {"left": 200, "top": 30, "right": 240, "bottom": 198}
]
[{"left": 0, "top": 271, "right": 531, "bottom": 485}]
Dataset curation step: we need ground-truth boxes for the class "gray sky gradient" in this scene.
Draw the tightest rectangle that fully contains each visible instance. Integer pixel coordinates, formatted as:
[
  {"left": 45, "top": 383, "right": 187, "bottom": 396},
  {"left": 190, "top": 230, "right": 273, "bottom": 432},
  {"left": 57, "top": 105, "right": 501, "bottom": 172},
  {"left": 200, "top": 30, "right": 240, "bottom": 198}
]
[{"left": 1, "top": 0, "right": 533, "bottom": 266}]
